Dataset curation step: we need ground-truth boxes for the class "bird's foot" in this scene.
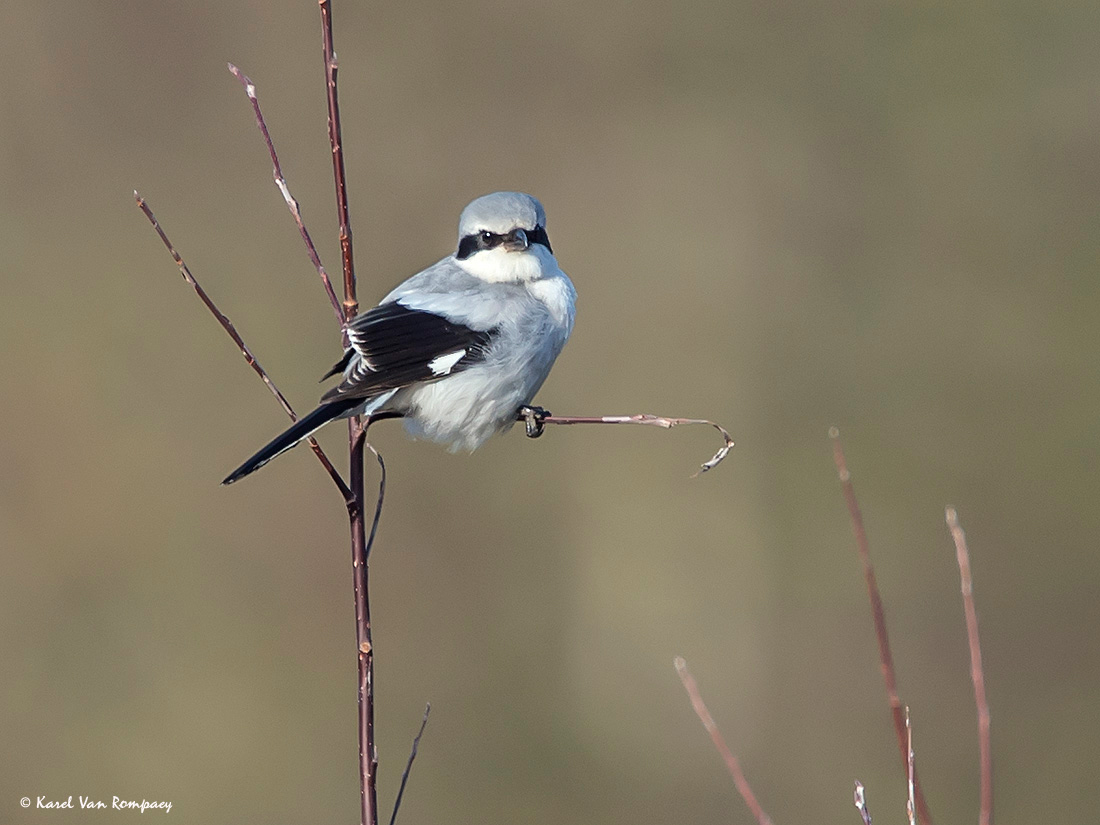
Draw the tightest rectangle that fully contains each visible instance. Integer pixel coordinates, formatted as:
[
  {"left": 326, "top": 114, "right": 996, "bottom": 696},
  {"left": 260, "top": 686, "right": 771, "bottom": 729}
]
[{"left": 518, "top": 405, "right": 552, "bottom": 438}]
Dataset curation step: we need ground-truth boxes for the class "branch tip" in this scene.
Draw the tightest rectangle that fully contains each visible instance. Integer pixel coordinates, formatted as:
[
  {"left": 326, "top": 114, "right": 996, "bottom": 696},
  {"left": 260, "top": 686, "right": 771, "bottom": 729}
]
[
  {"left": 531, "top": 413, "right": 734, "bottom": 476},
  {"left": 945, "top": 506, "right": 993, "bottom": 825},
  {"left": 227, "top": 62, "right": 256, "bottom": 98},
  {"left": 228, "top": 50, "right": 345, "bottom": 325},
  {"left": 831, "top": 430, "right": 933, "bottom": 825},
  {"left": 134, "top": 194, "right": 350, "bottom": 498},
  {"left": 674, "top": 658, "right": 773, "bottom": 825}
]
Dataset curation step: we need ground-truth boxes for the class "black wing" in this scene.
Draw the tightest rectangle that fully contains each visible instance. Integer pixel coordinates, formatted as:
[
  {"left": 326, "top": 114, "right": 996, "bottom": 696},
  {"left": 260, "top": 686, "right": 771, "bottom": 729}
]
[{"left": 320, "top": 301, "right": 496, "bottom": 403}]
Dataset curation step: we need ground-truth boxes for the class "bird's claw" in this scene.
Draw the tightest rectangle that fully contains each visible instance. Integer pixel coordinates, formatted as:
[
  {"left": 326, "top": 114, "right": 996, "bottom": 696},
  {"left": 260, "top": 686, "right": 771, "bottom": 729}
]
[{"left": 519, "top": 405, "right": 551, "bottom": 438}]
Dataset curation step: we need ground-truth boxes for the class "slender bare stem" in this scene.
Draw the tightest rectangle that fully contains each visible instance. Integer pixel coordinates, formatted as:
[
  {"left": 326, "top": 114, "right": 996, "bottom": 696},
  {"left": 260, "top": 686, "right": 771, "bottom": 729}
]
[
  {"left": 134, "top": 192, "right": 351, "bottom": 500},
  {"left": 227, "top": 63, "right": 345, "bottom": 326},
  {"left": 829, "top": 427, "right": 932, "bottom": 825},
  {"left": 346, "top": 419, "right": 375, "bottom": 825},
  {"left": 673, "top": 657, "right": 773, "bottom": 825},
  {"left": 906, "top": 708, "right": 916, "bottom": 825},
  {"left": 389, "top": 703, "right": 431, "bottom": 825},
  {"left": 315, "top": 5, "right": 374, "bottom": 824},
  {"left": 343, "top": 422, "right": 393, "bottom": 825},
  {"left": 534, "top": 413, "right": 734, "bottom": 476},
  {"left": 854, "top": 781, "right": 872, "bottom": 825},
  {"left": 319, "top": 0, "right": 357, "bottom": 321},
  {"left": 945, "top": 507, "right": 993, "bottom": 825}
]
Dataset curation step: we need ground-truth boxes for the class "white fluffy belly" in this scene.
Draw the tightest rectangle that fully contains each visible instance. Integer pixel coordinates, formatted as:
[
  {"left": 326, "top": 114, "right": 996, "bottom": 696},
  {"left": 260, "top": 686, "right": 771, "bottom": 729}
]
[{"left": 395, "top": 363, "right": 541, "bottom": 451}]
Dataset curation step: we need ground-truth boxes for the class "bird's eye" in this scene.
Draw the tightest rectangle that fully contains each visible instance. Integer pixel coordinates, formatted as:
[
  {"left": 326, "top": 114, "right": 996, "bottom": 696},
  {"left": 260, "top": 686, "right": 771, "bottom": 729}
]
[{"left": 480, "top": 231, "right": 494, "bottom": 245}]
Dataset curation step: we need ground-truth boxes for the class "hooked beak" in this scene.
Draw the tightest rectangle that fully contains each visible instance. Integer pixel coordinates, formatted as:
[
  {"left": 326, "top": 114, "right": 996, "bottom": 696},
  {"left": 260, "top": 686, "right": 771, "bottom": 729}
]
[{"left": 503, "top": 228, "right": 529, "bottom": 252}]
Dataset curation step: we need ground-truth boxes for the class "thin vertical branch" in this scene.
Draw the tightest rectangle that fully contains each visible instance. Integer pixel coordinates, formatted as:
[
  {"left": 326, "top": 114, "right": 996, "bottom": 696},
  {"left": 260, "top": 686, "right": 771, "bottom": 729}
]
[
  {"left": 134, "top": 192, "right": 351, "bottom": 501},
  {"left": 316, "top": 4, "right": 374, "bottom": 825},
  {"left": 674, "top": 657, "right": 773, "bottom": 825},
  {"left": 319, "top": 0, "right": 358, "bottom": 321},
  {"left": 829, "top": 427, "right": 932, "bottom": 825},
  {"left": 945, "top": 508, "right": 993, "bottom": 825},
  {"left": 348, "top": 421, "right": 375, "bottom": 825},
  {"left": 227, "top": 63, "right": 345, "bottom": 326}
]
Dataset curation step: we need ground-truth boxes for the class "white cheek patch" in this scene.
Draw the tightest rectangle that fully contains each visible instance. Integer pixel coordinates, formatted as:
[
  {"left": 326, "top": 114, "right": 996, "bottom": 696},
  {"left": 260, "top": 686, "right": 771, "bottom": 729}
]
[
  {"left": 428, "top": 349, "right": 467, "bottom": 376},
  {"left": 457, "top": 247, "right": 545, "bottom": 283}
]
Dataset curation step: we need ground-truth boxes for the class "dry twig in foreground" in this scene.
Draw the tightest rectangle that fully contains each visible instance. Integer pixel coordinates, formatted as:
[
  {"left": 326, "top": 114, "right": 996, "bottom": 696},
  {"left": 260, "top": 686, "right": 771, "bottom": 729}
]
[
  {"left": 945, "top": 508, "right": 993, "bottom": 825},
  {"left": 674, "top": 657, "right": 773, "bottom": 825},
  {"left": 829, "top": 427, "right": 932, "bottom": 825}
]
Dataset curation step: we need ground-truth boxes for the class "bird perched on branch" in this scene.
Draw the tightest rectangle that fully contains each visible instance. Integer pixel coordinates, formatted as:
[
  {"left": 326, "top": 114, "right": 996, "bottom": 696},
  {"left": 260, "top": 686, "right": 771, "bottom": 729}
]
[{"left": 222, "top": 191, "right": 576, "bottom": 485}]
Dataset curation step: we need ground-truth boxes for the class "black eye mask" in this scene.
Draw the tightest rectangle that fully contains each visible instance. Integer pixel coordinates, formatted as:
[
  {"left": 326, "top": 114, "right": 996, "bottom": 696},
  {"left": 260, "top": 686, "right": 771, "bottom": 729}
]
[{"left": 456, "top": 225, "right": 553, "bottom": 260}]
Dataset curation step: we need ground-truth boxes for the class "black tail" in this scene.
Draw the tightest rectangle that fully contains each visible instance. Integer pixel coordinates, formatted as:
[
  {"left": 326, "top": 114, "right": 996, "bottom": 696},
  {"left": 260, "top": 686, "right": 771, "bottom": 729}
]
[{"left": 221, "top": 397, "right": 360, "bottom": 485}]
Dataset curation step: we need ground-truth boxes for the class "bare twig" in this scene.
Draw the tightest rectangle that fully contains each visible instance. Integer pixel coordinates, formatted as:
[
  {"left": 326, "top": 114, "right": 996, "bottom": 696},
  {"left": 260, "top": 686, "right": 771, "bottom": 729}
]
[
  {"left": 227, "top": 63, "right": 345, "bottom": 326},
  {"left": 945, "top": 507, "right": 993, "bottom": 825},
  {"left": 363, "top": 424, "right": 392, "bottom": 560},
  {"left": 673, "top": 657, "right": 773, "bottom": 825},
  {"left": 319, "top": 0, "right": 357, "bottom": 321},
  {"left": 906, "top": 708, "right": 916, "bottom": 825},
  {"left": 536, "top": 413, "right": 734, "bottom": 476},
  {"left": 854, "top": 781, "right": 872, "bottom": 825},
  {"left": 314, "top": 5, "right": 375, "bottom": 825},
  {"left": 389, "top": 703, "right": 431, "bottom": 825},
  {"left": 347, "top": 419, "right": 376, "bottom": 825},
  {"left": 134, "top": 192, "right": 351, "bottom": 500},
  {"left": 829, "top": 427, "right": 932, "bottom": 825}
]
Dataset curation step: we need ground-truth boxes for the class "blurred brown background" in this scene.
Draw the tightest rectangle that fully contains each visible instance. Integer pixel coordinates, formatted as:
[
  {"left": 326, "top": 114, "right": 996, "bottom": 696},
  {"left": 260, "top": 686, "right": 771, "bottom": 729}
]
[{"left": 2, "top": 1, "right": 1098, "bottom": 823}]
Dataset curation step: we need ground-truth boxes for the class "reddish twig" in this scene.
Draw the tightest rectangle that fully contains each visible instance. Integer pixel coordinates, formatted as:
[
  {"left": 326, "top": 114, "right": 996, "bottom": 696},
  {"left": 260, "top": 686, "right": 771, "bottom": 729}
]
[
  {"left": 537, "top": 413, "right": 734, "bottom": 476},
  {"left": 389, "top": 703, "right": 431, "bottom": 825},
  {"left": 348, "top": 421, "right": 375, "bottom": 825},
  {"left": 227, "top": 63, "right": 345, "bottom": 326},
  {"left": 854, "top": 781, "right": 872, "bottom": 825},
  {"left": 134, "top": 192, "right": 351, "bottom": 501},
  {"left": 674, "top": 657, "right": 773, "bottom": 825},
  {"left": 319, "top": 0, "right": 357, "bottom": 321},
  {"left": 829, "top": 427, "right": 932, "bottom": 825},
  {"left": 906, "top": 708, "right": 916, "bottom": 825},
  {"left": 945, "top": 508, "right": 993, "bottom": 825},
  {"left": 314, "top": 5, "right": 375, "bottom": 825}
]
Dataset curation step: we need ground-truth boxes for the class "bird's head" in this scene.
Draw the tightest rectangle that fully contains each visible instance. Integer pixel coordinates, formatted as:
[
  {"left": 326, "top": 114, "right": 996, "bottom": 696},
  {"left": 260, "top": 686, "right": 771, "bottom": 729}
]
[{"left": 454, "top": 191, "right": 555, "bottom": 283}]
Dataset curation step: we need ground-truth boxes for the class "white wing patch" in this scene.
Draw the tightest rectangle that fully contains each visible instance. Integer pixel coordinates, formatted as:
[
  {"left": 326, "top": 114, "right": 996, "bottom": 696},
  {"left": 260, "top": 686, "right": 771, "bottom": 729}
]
[{"left": 428, "top": 349, "right": 467, "bottom": 376}]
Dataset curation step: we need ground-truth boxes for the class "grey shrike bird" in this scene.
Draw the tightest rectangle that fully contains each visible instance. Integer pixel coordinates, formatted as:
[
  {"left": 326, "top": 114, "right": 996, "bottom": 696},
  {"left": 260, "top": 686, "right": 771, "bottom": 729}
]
[{"left": 222, "top": 191, "right": 576, "bottom": 485}]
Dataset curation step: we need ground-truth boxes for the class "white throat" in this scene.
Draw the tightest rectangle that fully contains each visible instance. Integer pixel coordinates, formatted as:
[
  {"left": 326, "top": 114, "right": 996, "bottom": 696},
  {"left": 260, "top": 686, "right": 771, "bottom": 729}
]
[{"left": 455, "top": 246, "right": 551, "bottom": 284}]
